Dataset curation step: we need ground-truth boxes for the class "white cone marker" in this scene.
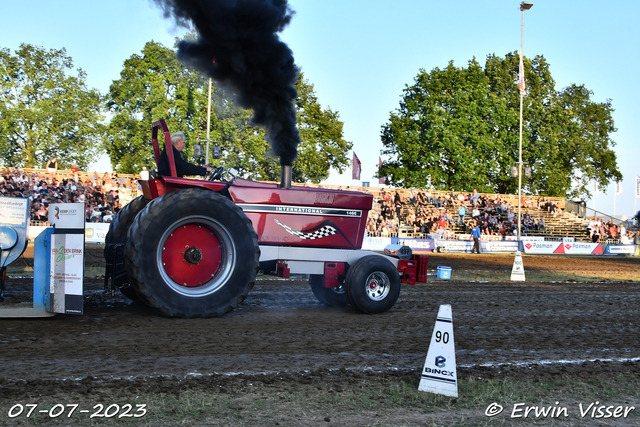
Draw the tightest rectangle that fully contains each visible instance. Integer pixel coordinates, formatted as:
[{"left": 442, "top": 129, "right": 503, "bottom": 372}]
[
  {"left": 510, "top": 250, "right": 526, "bottom": 282},
  {"left": 418, "top": 304, "right": 458, "bottom": 397}
]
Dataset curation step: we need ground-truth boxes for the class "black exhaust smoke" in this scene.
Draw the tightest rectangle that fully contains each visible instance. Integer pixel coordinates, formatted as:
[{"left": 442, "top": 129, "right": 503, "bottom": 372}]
[{"left": 152, "top": 0, "right": 301, "bottom": 167}]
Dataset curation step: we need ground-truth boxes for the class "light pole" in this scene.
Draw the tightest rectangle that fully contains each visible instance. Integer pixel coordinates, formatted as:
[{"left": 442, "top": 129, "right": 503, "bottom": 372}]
[
  {"left": 205, "top": 77, "right": 212, "bottom": 162},
  {"left": 517, "top": 1, "right": 533, "bottom": 243}
]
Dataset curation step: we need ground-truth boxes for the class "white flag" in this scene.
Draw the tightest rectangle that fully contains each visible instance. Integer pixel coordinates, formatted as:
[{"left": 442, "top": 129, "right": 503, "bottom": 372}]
[
  {"left": 636, "top": 175, "right": 640, "bottom": 198},
  {"left": 615, "top": 180, "right": 623, "bottom": 195},
  {"left": 594, "top": 180, "right": 601, "bottom": 195}
]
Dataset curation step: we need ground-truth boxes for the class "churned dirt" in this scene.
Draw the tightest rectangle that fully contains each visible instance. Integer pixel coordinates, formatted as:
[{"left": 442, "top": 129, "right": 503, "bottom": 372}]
[{"left": 0, "top": 248, "right": 639, "bottom": 426}]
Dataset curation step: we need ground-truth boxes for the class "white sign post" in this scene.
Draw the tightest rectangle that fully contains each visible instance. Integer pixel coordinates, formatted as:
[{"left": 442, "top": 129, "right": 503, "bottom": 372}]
[
  {"left": 419, "top": 304, "right": 458, "bottom": 397},
  {"left": 48, "top": 203, "right": 85, "bottom": 314}
]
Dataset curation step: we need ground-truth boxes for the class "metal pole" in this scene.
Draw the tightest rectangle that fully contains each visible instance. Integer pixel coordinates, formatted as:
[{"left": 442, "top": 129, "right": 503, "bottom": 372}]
[
  {"left": 517, "top": 7, "right": 524, "bottom": 242},
  {"left": 205, "top": 77, "right": 212, "bottom": 163}
]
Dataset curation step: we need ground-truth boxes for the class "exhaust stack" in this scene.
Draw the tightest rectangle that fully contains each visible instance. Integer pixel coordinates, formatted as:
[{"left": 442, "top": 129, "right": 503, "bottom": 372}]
[{"left": 280, "top": 165, "right": 292, "bottom": 189}]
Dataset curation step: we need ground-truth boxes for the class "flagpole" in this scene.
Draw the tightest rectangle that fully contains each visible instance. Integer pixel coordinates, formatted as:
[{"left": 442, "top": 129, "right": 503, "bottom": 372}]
[
  {"left": 205, "top": 77, "right": 212, "bottom": 163},
  {"left": 517, "top": 2, "right": 533, "bottom": 242}
]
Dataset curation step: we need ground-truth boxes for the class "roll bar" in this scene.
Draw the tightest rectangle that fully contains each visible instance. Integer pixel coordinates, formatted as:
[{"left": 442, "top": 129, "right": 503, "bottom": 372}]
[{"left": 151, "top": 119, "right": 176, "bottom": 178}]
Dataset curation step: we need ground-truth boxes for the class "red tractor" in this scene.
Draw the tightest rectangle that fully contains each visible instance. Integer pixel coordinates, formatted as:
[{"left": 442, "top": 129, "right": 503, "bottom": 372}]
[{"left": 104, "top": 119, "right": 425, "bottom": 317}]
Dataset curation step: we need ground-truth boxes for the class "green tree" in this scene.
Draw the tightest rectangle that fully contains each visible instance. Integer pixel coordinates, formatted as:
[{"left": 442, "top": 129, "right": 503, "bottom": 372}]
[
  {"left": 380, "top": 53, "right": 621, "bottom": 199},
  {"left": 0, "top": 44, "right": 104, "bottom": 169},
  {"left": 106, "top": 42, "right": 351, "bottom": 182},
  {"left": 105, "top": 41, "right": 207, "bottom": 174}
]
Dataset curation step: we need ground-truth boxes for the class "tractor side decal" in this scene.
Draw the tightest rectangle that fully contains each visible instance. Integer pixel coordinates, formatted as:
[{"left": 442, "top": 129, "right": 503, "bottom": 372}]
[
  {"left": 275, "top": 219, "right": 354, "bottom": 247},
  {"left": 238, "top": 204, "right": 362, "bottom": 218}
]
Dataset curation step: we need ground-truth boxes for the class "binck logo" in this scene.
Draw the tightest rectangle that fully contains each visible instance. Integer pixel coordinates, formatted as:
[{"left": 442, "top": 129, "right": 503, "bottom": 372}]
[
  {"left": 424, "top": 367, "right": 455, "bottom": 377},
  {"left": 435, "top": 356, "right": 446, "bottom": 368}
]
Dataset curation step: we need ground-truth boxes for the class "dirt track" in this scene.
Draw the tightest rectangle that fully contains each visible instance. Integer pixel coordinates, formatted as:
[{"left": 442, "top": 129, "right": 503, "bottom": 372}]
[{"left": 0, "top": 251, "right": 639, "bottom": 387}]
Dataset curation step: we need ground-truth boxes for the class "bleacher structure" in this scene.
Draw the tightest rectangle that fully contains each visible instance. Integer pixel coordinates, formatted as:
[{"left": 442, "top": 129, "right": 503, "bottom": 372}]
[{"left": 367, "top": 189, "right": 606, "bottom": 243}]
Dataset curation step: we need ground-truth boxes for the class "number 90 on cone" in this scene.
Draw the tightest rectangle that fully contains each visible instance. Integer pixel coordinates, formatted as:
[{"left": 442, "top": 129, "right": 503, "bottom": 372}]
[{"left": 418, "top": 304, "right": 458, "bottom": 398}]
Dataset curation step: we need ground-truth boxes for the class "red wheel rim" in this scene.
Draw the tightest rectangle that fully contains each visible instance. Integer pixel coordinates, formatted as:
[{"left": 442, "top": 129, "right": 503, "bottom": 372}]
[{"left": 161, "top": 223, "right": 222, "bottom": 287}]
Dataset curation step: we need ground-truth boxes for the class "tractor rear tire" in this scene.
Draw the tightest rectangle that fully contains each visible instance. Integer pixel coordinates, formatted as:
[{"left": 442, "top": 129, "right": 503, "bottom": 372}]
[
  {"left": 309, "top": 275, "right": 349, "bottom": 307},
  {"left": 345, "top": 255, "right": 400, "bottom": 314},
  {"left": 104, "top": 195, "right": 147, "bottom": 302},
  {"left": 124, "top": 188, "right": 260, "bottom": 318}
]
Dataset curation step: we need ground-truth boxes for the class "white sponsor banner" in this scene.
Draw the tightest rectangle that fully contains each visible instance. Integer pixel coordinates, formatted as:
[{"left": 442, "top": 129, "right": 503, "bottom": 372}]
[
  {"left": 562, "top": 242, "right": 600, "bottom": 254},
  {"left": 0, "top": 198, "right": 29, "bottom": 226},
  {"left": 482, "top": 240, "right": 519, "bottom": 253},
  {"left": 29, "top": 224, "right": 110, "bottom": 244},
  {"left": 458, "top": 234, "right": 502, "bottom": 241},
  {"left": 362, "top": 236, "right": 392, "bottom": 251},
  {"left": 523, "top": 241, "right": 562, "bottom": 254},
  {"left": 48, "top": 203, "right": 85, "bottom": 229},
  {"left": 437, "top": 240, "right": 474, "bottom": 252},
  {"left": 50, "top": 233, "right": 84, "bottom": 314},
  {"left": 505, "top": 236, "right": 545, "bottom": 242},
  {"left": 436, "top": 239, "right": 519, "bottom": 253},
  {"left": 405, "top": 239, "right": 437, "bottom": 251},
  {"left": 85, "top": 222, "right": 110, "bottom": 243},
  {"left": 607, "top": 245, "right": 637, "bottom": 255}
]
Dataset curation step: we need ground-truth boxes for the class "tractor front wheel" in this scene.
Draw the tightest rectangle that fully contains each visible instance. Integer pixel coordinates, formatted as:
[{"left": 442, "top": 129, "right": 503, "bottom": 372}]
[{"left": 345, "top": 255, "right": 400, "bottom": 314}]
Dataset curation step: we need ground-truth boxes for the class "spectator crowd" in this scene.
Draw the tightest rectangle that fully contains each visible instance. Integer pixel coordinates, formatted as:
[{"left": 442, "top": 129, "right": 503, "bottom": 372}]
[
  {"left": 366, "top": 188, "right": 638, "bottom": 243},
  {"left": 0, "top": 167, "right": 137, "bottom": 224},
  {"left": 367, "top": 188, "right": 561, "bottom": 240}
]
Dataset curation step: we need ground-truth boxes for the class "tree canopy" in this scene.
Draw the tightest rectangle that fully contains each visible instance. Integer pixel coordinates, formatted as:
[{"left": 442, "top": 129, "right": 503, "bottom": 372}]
[
  {"left": 0, "top": 44, "right": 104, "bottom": 169},
  {"left": 105, "top": 41, "right": 351, "bottom": 183},
  {"left": 379, "top": 52, "right": 622, "bottom": 199}
]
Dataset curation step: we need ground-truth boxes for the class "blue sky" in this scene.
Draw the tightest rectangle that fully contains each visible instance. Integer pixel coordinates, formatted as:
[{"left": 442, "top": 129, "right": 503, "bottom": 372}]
[{"left": 2, "top": 0, "right": 638, "bottom": 217}]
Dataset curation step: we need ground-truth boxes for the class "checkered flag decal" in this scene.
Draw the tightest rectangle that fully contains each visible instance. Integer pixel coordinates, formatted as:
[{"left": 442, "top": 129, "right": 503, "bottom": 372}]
[{"left": 275, "top": 219, "right": 337, "bottom": 240}]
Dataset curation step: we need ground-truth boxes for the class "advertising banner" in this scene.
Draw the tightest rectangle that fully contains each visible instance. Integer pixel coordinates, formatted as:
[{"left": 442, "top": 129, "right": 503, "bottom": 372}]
[
  {"left": 362, "top": 236, "right": 392, "bottom": 251},
  {"left": 85, "top": 223, "right": 111, "bottom": 244},
  {"left": 48, "top": 203, "right": 85, "bottom": 229},
  {"left": 458, "top": 234, "right": 503, "bottom": 241},
  {"left": 436, "top": 240, "right": 474, "bottom": 253},
  {"left": 505, "top": 236, "right": 545, "bottom": 242},
  {"left": 604, "top": 244, "right": 638, "bottom": 255},
  {"left": 48, "top": 203, "right": 85, "bottom": 315},
  {"left": 522, "top": 241, "right": 562, "bottom": 254},
  {"left": 558, "top": 242, "right": 603, "bottom": 255},
  {"left": 0, "top": 197, "right": 29, "bottom": 226},
  {"left": 50, "top": 234, "right": 84, "bottom": 314},
  {"left": 482, "top": 240, "right": 520, "bottom": 253},
  {"left": 523, "top": 241, "right": 604, "bottom": 255},
  {"left": 393, "top": 237, "right": 437, "bottom": 252}
]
